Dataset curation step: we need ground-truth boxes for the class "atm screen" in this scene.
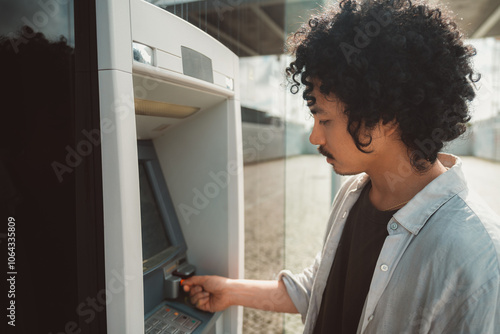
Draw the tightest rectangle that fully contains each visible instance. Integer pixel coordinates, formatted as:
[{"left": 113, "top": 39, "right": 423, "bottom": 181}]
[
  {"left": 138, "top": 140, "right": 187, "bottom": 276},
  {"left": 139, "top": 162, "right": 172, "bottom": 268}
]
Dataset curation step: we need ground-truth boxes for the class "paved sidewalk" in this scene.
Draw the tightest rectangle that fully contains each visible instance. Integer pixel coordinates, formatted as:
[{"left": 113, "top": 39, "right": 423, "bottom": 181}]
[
  {"left": 243, "top": 158, "right": 286, "bottom": 334},
  {"left": 243, "top": 155, "right": 331, "bottom": 334}
]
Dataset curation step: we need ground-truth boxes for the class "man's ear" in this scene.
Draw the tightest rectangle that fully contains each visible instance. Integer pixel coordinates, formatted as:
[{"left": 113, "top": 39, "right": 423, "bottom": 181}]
[{"left": 379, "top": 118, "right": 399, "bottom": 138}]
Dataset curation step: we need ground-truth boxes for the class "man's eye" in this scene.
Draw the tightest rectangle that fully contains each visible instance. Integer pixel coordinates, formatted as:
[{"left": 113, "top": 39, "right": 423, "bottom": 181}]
[{"left": 319, "top": 120, "right": 330, "bottom": 125}]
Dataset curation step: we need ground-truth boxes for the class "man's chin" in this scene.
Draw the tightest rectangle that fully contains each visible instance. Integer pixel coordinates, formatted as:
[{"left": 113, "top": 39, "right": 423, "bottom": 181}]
[
  {"left": 331, "top": 164, "right": 359, "bottom": 177},
  {"left": 325, "top": 157, "right": 360, "bottom": 176},
  {"left": 334, "top": 171, "right": 358, "bottom": 177}
]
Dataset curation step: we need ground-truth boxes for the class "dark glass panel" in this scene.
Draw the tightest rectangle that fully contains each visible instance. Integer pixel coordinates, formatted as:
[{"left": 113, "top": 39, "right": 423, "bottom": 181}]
[{"left": 1, "top": 0, "right": 105, "bottom": 333}]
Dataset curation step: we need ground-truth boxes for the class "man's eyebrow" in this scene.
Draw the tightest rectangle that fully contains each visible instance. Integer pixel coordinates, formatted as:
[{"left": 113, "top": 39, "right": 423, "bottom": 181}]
[{"left": 309, "top": 107, "right": 326, "bottom": 115}]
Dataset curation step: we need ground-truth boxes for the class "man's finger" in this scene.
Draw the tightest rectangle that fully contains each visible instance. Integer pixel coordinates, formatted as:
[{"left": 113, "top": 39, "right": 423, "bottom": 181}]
[
  {"left": 195, "top": 296, "right": 210, "bottom": 311},
  {"left": 187, "top": 285, "right": 203, "bottom": 297},
  {"left": 191, "top": 286, "right": 203, "bottom": 294},
  {"left": 190, "top": 291, "right": 209, "bottom": 305},
  {"left": 182, "top": 275, "right": 207, "bottom": 287}
]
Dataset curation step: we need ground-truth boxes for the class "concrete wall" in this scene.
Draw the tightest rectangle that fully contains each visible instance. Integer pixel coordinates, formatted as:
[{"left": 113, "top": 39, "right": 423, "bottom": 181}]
[
  {"left": 242, "top": 121, "right": 314, "bottom": 164},
  {"left": 444, "top": 132, "right": 474, "bottom": 156},
  {"left": 471, "top": 116, "right": 500, "bottom": 161},
  {"left": 242, "top": 122, "right": 285, "bottom": 164},
  {"left": 404, "top": 116, "right": 500, "bottom": 162}
]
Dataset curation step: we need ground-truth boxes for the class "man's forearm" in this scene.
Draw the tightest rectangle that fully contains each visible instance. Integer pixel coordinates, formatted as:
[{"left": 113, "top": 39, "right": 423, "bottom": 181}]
[{"left": 226, "top": 279, "right": 299, "bottom": 313}]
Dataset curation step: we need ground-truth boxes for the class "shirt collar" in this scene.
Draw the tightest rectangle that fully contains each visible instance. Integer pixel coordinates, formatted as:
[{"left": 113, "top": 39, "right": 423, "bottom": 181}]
[
  {"left": 392, "top": 153, "right": 467, "bottom": 235},
  {"left": 352, "top": 173, "right": 370, "bottom": 192},
  {"left": 347, "top": 153, "right": 467, "bottom": 235}
]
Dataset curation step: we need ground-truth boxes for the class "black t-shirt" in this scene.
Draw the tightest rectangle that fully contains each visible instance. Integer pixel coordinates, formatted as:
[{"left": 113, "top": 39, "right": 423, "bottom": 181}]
[{"left": 312, "top": 181, "right": 397, "bottom": 334}]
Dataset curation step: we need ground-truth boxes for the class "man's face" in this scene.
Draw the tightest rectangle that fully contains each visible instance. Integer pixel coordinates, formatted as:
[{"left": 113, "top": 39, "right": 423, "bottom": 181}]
[{"left": 309, "top": 87, "right": 376, "bottom": 176}]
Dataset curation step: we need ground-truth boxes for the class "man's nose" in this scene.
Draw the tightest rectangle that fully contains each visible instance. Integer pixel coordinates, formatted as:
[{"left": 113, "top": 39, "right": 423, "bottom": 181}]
[{"left": 309, "top": 123, "right": 325, "bottom": 146}]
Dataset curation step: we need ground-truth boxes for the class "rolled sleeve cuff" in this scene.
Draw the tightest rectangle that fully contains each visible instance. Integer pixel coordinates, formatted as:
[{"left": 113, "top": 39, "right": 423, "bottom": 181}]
[{"left": 278, "top": 269, "right": 311, "bottom": 323}]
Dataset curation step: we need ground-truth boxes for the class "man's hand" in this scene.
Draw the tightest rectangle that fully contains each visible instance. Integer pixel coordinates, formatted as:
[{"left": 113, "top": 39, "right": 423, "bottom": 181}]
[
  {"left": 182, "top": 275, "right": 299, "bottom": 314},
  {"left": 182, "top": 275, "right": 232, "bottom": 313}
]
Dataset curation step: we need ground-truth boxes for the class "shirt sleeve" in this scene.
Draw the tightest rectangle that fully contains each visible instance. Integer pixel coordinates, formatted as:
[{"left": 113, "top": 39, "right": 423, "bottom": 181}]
[{"left": 277, "top": 252, "right": 322, "bottom": 322}]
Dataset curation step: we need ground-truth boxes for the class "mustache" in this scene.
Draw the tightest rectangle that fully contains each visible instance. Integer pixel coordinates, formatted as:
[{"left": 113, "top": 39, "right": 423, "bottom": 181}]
[{"left": 318, "top": 146, "right": 334, "bottom": 160}]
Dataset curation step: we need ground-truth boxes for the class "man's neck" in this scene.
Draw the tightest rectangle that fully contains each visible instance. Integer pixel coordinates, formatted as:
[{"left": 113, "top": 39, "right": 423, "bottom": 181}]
[{"left": 366, "top": 153, "right": 448, "bottom": 211}]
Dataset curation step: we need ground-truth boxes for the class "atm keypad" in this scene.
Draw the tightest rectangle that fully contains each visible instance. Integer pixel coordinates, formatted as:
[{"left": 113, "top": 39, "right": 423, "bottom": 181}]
[{"left": 145, "top": 306, "right": 201, "bottom": 334}]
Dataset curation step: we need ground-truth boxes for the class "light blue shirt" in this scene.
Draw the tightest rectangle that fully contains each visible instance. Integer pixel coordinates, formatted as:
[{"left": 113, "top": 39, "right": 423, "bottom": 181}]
[{"left": 279, "top": 154, "right": 500, "bottom": 333}]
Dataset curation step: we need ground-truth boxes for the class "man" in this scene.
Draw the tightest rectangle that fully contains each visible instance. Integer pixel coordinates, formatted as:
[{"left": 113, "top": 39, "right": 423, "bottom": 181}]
[{"left": 182, "top": 0, "right": 500, "bottom": 332}]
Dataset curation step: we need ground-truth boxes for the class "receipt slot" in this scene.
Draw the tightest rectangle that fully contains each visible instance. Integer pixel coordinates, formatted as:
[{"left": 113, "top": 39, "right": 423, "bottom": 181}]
[{"left": 96, "top": 0, "right": 244, "bottom": 333}]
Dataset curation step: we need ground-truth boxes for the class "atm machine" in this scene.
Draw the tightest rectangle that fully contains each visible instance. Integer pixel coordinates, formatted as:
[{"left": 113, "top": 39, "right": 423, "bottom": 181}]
[{"left": 96, "top": 0, "right": 244, "bottom": 333}]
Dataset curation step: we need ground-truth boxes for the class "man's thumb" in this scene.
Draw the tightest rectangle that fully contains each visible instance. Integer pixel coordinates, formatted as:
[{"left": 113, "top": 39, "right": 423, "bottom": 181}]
[{"left": 181, "top": 275, "right": 206, "bottom": 290}]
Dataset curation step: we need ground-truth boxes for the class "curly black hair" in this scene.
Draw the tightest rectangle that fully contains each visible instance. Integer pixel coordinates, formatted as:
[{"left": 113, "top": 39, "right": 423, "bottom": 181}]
[{"left": 286, "top": 0, "right": 478, "bottom": 171}]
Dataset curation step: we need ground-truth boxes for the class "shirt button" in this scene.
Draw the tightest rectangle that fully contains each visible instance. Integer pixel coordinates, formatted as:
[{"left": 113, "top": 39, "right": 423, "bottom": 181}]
[
  {"left": 368, "top": 315, "right": 374, "bottom": 321},
  {"left": 380, "top": 264, "right": 389, "bottom": 272},
  {"left": 390, "top": 222, "right": 398, "bottom": 230},
  {"left": 342, "top": 211, "right": 347, "bottom": 219}
]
